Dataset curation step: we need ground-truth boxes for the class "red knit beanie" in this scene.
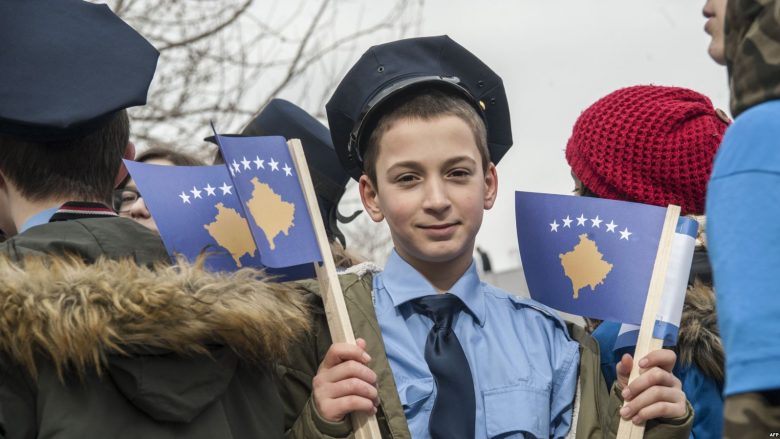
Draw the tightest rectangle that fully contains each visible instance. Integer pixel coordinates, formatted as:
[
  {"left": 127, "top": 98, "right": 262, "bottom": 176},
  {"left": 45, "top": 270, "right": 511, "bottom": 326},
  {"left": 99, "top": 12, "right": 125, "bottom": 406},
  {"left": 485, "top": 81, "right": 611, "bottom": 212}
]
[{"left": 566, "top": 85, "right": 730, "bottom": 215}]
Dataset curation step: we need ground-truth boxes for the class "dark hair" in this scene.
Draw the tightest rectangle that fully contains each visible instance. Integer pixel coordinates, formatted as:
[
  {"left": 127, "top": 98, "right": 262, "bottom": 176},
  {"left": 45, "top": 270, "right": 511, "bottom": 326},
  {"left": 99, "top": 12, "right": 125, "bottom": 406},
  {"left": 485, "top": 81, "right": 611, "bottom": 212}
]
[
  {"left": 363, "top": 87, "right": 488, "bottom": 188},
  {"left": 119, "top": 146, "right": 205, "bottom": 188},
  {"left": 0, "top": 110, "right": 129, "bottom": 204},
  {"left": 575, "top": 183, "right": 599, "bottom": 198}
]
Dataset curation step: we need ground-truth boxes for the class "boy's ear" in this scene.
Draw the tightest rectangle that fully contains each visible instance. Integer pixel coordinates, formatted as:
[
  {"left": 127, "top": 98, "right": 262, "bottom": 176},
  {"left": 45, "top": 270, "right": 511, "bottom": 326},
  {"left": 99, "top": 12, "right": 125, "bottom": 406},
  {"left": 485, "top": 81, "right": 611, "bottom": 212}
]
[
  {"left": 358, "top": 175, "right": 384, "bottom": 222},
  {"left": 483, "top": 163, "right": 498, "bottom": 210},
  {"left": 114, "top": 141, "right": 136, "bottom": 189}
]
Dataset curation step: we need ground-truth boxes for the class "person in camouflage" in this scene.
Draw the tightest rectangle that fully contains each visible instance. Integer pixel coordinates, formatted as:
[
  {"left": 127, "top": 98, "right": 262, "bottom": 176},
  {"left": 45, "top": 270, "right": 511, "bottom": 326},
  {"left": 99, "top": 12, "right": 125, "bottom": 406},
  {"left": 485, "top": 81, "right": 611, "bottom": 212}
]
[{"left": 707, "top": 1, "right": 780, "bottom": 437}]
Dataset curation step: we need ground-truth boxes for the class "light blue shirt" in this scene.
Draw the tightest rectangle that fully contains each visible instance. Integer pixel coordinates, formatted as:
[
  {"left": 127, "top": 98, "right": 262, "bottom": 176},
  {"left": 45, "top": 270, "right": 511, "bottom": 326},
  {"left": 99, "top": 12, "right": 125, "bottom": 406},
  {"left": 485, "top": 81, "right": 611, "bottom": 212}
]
[
  {"left": 707, "top": 99, "right": 780, "bottom": 395},
  {"left": 18, "top": 207, "right": 59, "bottom": 233},
  {"left": 374, "top": 251, "right": 580, "bottom": 439}
]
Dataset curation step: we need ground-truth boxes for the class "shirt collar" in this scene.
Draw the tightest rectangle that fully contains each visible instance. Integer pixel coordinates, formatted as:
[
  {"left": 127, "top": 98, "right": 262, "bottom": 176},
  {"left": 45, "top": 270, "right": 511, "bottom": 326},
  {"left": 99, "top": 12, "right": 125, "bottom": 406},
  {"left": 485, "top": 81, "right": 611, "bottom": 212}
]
[
  {"left": 18, "top": 207, "right": 59, "bottom": 233},
  {"left": 382, "top": 250, "right": 486, "bottom": 325}
]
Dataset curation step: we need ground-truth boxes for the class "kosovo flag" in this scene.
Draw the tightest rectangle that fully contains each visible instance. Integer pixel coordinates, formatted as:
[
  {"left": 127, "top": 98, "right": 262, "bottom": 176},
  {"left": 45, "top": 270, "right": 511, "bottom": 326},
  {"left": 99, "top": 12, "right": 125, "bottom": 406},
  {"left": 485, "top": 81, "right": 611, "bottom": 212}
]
[
  {"left": 515, "top": 191, "right": 671, "bottom": 324},
  {"left": 213, "top": 134, "right": 322, "bottom": 268},
  {"left": 124, "top": 161, "right": 314, "bottom": 280}
]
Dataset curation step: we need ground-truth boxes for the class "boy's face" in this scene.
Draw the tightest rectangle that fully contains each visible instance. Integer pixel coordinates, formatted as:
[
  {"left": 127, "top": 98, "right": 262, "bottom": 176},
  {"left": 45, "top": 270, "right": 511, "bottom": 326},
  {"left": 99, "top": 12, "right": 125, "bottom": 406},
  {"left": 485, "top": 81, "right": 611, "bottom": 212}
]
[{"left": 359, "top": 115, "right": 497, "bottom": 274}]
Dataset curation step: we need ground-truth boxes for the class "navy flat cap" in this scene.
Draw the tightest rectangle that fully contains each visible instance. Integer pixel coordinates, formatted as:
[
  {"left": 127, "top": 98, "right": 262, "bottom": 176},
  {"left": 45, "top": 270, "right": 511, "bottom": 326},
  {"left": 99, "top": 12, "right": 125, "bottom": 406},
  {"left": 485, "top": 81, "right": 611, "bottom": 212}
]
[
  {"left": 326, "top": 35, "right": 513, "bottom": 180},
  {"left": 0, "top": 0, "right": 159, "bottom": 143}
]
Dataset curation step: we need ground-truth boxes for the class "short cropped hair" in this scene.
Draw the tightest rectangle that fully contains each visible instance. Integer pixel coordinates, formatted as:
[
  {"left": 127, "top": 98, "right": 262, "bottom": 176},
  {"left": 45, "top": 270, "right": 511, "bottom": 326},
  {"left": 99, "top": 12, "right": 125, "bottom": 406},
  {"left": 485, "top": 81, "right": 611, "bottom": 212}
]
[
  {"left": 0, "top": 110, "right": 130, "bottom": 204},
  {"left": 363, "top": 88, "right": 489, "bottom": 187}
]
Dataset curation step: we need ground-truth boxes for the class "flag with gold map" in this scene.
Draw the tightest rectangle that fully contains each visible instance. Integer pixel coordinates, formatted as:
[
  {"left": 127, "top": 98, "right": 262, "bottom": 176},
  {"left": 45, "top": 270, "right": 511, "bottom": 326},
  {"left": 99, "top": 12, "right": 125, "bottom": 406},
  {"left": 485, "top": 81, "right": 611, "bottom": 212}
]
[
  {"left": 123, "top": 161, "right": 315, "bottom": 280},
  {"left": 515, "top": 191, "right": 668, "bottom": 324},
  {"left": 214, "top": 134, "right": 322, "bottom": 268}
]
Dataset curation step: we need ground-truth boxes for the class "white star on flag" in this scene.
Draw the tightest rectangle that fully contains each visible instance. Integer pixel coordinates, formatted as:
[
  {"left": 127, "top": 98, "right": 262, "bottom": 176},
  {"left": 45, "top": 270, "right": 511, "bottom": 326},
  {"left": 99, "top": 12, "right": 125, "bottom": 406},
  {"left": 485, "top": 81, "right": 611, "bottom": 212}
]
[
  {"left": 576, "top": 214, "right": 587, "bottom": 226},
  {"left": 231, "top": 160, "right": 241, "bottom": 174},
  {"left": 241, "top": 156, "right": 251, "bottom": 170},
  {"left": 179, "top": 191, "right": 191, "bottom": 204},
  {"left": 605, "top": 220, "right": 617, "bottom": 232},
  {"left": 562, "top": 215, "right": 573, "bottom": 228},
  {"left": 620, "top": 227, "right": 633, "bottom": 240},
  {"left": 590, "top": 215, "right": 602, "bottom": 228},
  {"left": 254, "top": 156, "right": 264, "bottom": 169},
  {"left": 204, "top": 184, "right": 216, "bottom": 196},
  {"left": 283, "top": 163, "right": 292, "bottom": 176},
  {"left": 220, "top": 182, "right": 233, "bottom": 195},
  {"left": 190, "top": 186, "right": 202, "bottom": 199},
  {"left": 549, "top": 220, "right": 560, "bottom": 232},
  {"left": 269, "top": 158, "right": 279, "bottom": 171}
]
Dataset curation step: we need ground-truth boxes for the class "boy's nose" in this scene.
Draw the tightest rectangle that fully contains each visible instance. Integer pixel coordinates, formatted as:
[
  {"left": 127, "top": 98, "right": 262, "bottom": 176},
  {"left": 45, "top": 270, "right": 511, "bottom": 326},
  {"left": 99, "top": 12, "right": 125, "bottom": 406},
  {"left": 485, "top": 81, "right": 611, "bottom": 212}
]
[{"left": 422, "top": 180, "right": 451, "bottom": 213}]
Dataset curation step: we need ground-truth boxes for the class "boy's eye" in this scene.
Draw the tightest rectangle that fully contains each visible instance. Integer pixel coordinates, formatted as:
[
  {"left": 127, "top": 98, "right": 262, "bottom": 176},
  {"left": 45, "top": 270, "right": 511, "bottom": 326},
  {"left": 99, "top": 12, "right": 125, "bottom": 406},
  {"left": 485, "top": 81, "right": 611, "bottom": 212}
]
[
  {"left": 449, "top": 168, "right": 471, "bottom": 178},
  {"left": 395, "top": 174, "right": 418, "bottom": 183}
]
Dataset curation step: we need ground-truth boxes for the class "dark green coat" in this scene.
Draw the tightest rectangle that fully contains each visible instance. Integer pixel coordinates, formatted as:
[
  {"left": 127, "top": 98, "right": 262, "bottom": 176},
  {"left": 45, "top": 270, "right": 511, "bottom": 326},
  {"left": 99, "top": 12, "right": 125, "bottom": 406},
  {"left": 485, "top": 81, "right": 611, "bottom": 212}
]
[
  {"left": 0, "top": 217, "right": 309, "bottom": 439},
  {"left": 277, "top": 266, "right": 694, "bottom": 439}
]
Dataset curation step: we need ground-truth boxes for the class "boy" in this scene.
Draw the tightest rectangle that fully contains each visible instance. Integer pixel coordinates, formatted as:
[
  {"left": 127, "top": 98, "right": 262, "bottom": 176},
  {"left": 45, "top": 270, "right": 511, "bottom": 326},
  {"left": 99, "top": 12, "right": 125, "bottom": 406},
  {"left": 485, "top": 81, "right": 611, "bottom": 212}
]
[
  {"left": 0, "top": 1, "right": 308, "bottom": 437},
  {"left": 278, "top": 36, "right": 693, "bottom": 438}
]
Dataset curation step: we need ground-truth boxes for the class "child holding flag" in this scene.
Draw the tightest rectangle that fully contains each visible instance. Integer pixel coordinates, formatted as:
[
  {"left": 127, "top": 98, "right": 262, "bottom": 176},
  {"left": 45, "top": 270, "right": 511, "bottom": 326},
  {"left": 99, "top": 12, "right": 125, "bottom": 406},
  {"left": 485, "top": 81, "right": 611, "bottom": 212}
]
[
  {"left": 277, "top": 36, "right": 693, "bottom": 439},
  {"left": 566, "top": 85, "right": 730, "bottom": 439}
]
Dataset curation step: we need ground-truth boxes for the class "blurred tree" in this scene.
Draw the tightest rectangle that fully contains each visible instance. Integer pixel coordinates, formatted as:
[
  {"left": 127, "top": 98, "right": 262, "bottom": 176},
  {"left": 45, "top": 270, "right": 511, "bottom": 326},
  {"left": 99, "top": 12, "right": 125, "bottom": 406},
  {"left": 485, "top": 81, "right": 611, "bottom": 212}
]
[{"left": 108, "top": 0, "right": 423, "bottom": 154}]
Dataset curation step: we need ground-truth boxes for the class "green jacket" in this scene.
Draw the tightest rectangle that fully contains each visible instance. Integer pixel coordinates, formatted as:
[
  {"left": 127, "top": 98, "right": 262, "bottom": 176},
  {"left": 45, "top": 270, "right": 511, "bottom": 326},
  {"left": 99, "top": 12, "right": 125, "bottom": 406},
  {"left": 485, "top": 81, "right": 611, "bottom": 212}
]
[
  {"left": 0, "top": 217, "right": 310, "bottom": 439},
  {"left": 277, "top": 266, "right": 693, "bottom": 439}
]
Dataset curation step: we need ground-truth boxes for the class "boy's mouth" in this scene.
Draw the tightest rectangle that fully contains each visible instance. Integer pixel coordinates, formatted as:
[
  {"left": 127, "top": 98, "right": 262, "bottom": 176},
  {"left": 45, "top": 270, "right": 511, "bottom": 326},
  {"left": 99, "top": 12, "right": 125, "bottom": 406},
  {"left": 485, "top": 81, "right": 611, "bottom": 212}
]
[{"left": 418, "top": 222, "right": 460, "bottom": 238}]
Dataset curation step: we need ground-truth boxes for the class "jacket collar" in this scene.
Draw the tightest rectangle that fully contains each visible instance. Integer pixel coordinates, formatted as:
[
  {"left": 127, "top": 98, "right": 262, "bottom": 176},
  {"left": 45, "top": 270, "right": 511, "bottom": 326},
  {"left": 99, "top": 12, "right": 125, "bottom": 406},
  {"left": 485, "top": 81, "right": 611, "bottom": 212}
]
[{"left": 49, "top": 201, "right": 117, "bottom": 222}]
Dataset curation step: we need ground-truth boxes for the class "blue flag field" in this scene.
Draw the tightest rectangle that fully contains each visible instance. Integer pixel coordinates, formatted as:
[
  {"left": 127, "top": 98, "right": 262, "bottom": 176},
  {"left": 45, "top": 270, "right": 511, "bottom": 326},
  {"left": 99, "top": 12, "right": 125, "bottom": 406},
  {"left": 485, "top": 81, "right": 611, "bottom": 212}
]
[
  {"left": 124, "top": 162, "right": 264, "bottom": 272},
  {"left": 125, "top": 143, "right": 320, "bottom": 280},
  {"left": 213, "top": 134, "right": 321, "bottom": 268},
  {"left": 515, "top": 191, "right": 672, "bottom": 324}
]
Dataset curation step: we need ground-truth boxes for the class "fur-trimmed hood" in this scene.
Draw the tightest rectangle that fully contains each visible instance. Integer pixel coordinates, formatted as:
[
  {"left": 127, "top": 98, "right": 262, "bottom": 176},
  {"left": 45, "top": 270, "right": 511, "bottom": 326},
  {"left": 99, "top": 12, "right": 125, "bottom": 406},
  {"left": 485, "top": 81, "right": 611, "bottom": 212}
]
[
  {"left": 0, "top": 255, "right": 310, "bottom": 379},
  {"left": 677, "top": 281, "right": 724, "bottom": 383}
]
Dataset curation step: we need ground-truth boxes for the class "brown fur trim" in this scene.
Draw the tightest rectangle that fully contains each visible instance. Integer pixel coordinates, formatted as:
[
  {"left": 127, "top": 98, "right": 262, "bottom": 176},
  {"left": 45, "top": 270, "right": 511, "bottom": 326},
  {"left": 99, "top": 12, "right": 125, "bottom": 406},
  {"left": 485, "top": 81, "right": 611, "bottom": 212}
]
[
  {"left": 677, "top": 280, "right": 724, "bottom": 383},
  {"left": 0, "top": 255, "right": 310, "bottom": 379}
]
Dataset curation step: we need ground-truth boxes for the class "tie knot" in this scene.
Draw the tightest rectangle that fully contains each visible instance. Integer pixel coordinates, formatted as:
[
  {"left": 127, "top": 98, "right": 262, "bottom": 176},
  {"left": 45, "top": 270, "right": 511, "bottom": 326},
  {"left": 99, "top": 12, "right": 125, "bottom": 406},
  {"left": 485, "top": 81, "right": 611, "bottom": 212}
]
[{"left": 411, "top": 294, "right": 465, "bottom": 330}]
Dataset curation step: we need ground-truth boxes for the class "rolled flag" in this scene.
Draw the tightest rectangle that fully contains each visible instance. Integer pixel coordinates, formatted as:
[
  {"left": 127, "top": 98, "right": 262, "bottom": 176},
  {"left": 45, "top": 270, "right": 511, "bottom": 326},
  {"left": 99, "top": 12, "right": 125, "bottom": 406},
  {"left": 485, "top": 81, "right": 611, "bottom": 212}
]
[{"left": 613, "top": 217, "right": 698, "bottom": 350}]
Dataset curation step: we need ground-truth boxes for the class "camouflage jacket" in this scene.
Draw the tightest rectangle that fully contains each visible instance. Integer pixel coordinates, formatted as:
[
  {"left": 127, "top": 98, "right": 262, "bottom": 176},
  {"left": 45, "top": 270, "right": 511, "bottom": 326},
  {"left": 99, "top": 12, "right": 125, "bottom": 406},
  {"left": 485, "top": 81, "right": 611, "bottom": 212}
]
[{"left": 725, "top": 0, "right": 780, "bottom": 116}]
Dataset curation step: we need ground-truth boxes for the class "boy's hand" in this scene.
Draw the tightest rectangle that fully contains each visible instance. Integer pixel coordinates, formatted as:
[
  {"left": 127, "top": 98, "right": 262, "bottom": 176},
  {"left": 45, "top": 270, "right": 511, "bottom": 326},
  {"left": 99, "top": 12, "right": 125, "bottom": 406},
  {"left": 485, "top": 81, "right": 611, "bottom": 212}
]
[
  {"left": 616, "top": 349, "right": 687, "bottom": 424},
  {"left": 312, "top": 338, "right": 379, "bottom": 422}
]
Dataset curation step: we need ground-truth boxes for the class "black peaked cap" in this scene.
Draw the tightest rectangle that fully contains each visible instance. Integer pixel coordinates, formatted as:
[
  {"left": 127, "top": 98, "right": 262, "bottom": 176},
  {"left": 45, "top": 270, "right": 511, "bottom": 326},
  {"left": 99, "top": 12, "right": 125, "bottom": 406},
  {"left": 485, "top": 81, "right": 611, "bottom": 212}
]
[
  {"left": 0, "top": 0, "right": 159, "bottom": 143},
  {"left": 326, "top": 35, "right": 513, "bottom": 180}
]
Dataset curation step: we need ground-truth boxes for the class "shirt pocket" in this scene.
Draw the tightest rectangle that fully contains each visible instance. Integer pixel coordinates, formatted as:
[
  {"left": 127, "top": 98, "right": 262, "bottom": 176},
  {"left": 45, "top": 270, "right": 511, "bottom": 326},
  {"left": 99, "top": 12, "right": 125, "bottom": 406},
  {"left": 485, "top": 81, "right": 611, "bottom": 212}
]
[
  {"left": 483, "top": 384, "right": 550, "bottom": 439},
  {"left": 396, "top": 376, "right": 434, "bottom": 416}
]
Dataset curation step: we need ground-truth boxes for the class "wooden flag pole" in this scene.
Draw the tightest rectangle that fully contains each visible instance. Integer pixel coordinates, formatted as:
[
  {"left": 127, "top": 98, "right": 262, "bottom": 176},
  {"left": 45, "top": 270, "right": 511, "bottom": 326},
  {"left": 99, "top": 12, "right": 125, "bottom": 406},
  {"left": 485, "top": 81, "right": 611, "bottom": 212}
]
[
  {"left": 288, "top": 139, "right": 383, "bottom": 439},
  {"left": 616, "top": 205, "right": 680, "bottom": 439}
]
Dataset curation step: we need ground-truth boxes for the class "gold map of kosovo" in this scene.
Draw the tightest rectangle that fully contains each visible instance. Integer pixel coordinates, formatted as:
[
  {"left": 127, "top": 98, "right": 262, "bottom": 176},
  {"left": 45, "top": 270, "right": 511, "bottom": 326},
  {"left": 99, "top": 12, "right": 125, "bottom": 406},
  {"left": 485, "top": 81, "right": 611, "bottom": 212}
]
[
  {"left": 203, "top": 202, "right": 257, "bottom": 267},
  {"left": 559, "top": 233, "right": 614, "bottom": 299},
  {"left": 245, "top": 177, "right": 295, "bottom": 250}
]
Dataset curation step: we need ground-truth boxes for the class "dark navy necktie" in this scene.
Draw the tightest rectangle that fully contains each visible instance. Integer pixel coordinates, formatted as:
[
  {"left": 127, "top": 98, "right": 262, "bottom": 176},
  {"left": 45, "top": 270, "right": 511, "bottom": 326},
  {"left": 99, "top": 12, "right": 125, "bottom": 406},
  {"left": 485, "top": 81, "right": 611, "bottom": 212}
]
[{"left": 412, "top": 294, "right": 476, "bottom": 439}]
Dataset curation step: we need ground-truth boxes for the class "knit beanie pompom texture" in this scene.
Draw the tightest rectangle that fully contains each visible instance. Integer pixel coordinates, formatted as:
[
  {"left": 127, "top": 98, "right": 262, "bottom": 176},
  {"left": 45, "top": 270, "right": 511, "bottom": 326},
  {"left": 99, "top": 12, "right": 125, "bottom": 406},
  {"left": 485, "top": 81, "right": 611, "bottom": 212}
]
[{"left": 566, "top": 85, "right": 729, "bottom": 215}]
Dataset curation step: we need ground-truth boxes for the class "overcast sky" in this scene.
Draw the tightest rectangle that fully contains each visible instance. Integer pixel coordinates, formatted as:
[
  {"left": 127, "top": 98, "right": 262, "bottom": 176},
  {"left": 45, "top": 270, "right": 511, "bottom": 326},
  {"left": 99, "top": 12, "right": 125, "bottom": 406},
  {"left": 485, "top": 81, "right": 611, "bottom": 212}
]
[{"left": 335, "top": 0, "right": 728, "bottom": 271}]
